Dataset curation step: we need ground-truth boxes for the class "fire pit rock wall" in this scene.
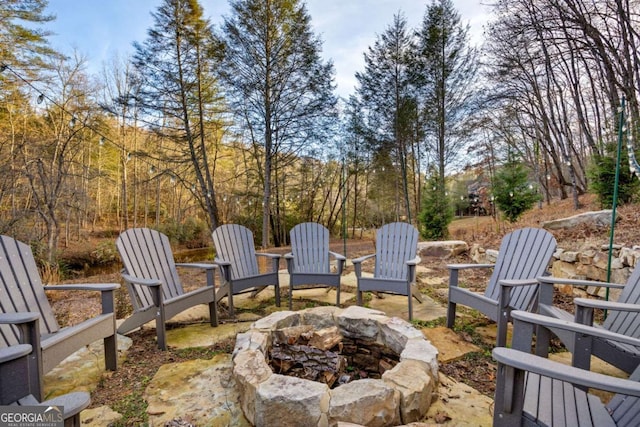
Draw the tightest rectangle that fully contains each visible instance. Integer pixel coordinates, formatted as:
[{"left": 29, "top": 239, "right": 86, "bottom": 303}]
[{"left": 232, "top": 306, "right": 439, "bottom": 427}]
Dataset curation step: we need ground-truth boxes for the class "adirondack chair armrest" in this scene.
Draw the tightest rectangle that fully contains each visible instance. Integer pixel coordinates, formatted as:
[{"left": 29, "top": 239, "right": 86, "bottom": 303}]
[
  {"left": 256, "top": 253, "right": 281, "bottom": 259},
  {"left": 121, "top": 273, "right": 162, "bottom": 288},
  {"left": 41, "top": 391, "right": 91, "bottom": 419},
  {"left": 329, "top": 251, "right": 346, "bottom": 274},
  {"left": 537, "top": 275, "right": 626, "bottom": 289},
  {"left": 175, "top": 262, "right": 217, "bottom": 271},
  {"left": 0, "top": 343, "right": 32, "bottom": 364},
  {"left": 447, "top": 263, "right": 494, "bottom": 271},
  {"left": 175, "top": 262, "right": 217, "bottom": 287},
  {"left": 574, "top": 297, "right": 640, "bottom": 313},
  {"left": 511, "top": 310, "right": 640, "bottom": 350},
  {"left": 499, "top": 278, "right": 538, "bottom": 288},
  {"left": 493, "top": 347, "right": 640, "bottom": 397},
  {"left": 447, "top": 263, "right": 494, "bottom": 288},
  {"left": 256, "top": 252, "right": 281, "bottom": 272},
  {"left": 0, "top": 312, "right": 40, "bottom": 325},
  {"left": 352, "top": 254, "right": 375, "bottom": 277},
  {"left": 329, "top": 251, "right": 346, "bottom": 261},
  {"left": 43, "top": 283, "right": 120, "bottom": 292},
  {"left": 351, "top": 254, "right": 375, "bottom": 264},
  {"left": 406, "top": 255, "right": 421, "bottom": 266}
]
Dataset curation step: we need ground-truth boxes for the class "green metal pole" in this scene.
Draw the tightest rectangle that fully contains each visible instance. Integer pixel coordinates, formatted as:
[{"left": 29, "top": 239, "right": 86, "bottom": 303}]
[{"left": 606, "top": 96, "right": 626, "bottom": 311}]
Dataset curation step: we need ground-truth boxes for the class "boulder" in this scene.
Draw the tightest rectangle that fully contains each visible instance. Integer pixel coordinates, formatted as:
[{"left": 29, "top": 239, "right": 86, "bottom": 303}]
[
  {"left": 382, "top": 360, "right": 435, "bottom": 424},
  {"left": 329, "top": 379, "right": 401, "bottom": 427},
  {"left": 255, "top": 374, "right": 330, "bottom": 427},
  {"left": 541, "top": 210, "right": 613, "bottom": 230},
  {"left": 418, "top": 241, "right": 468, "bottom": 258}
]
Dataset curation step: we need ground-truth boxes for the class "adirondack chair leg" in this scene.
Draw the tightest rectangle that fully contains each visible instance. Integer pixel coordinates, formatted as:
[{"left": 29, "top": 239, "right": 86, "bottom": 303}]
[
  {"left": 103, "top": 335, "right": 118, "bottom": 371},
  {"left": 446, "top": 269, "right": 460, "bottom": 329},
  {"left": 18, "top": 318, "right": 44, "bottom": 401},
  {"left": 228, "top": 291, "right": 235, "bottom": 317},
  {"left": 493, "top": 363, "right": 526, "bottom": 427},
  {"left": 289, "top": 285, "right": 294, "bottom": 310},
  {"left": 206, "top": 269, "right": 218, "bottom": 327},
  {"left": 407, "top": 294, "right": 413, "bottom": 321},
  {"left": 336, "top": 285, "right": 341, "bottom": 307}
]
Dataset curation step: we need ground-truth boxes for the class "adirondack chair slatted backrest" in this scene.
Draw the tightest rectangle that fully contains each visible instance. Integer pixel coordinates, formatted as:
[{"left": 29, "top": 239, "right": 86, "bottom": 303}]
[
  {"left": 290, "top": 223, "right": 330, "bottom": 274},
  {"left": 375, "top": 222, "right": 418, "bottom": 280},
  {"left": 0, "top": 236, "right": 59, "bottom": 347},
  {"left": 485, "top": 227, "right": 557, "bottom": 311},
  {"left": 603, "top": 265, "right": 640, "bottom": 339},
  {"left": 212, "top": 224, "right": 259, "bottom": 279},
  {"left": 116, "top": 228, "right": 184, "bottom": 310}
]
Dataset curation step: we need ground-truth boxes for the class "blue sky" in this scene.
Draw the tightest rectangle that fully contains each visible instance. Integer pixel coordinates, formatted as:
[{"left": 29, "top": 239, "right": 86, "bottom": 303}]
[{"left": 44, "top": 0, "right": 488, "bottom": 98}]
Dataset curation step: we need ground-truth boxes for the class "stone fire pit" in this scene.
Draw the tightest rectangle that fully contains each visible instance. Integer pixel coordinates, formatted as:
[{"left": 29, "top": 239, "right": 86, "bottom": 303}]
[{"left": 232, "top": 306, "right": 439, "bottom": 427}]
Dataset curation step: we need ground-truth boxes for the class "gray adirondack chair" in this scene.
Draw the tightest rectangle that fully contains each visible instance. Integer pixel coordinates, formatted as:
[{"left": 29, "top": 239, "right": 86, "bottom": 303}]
[
  {"left": 493, "top": 310, "right": 640, "bottom": 427},
  {"left": 536, "top": 263, "right": 640, "bottom": 374},
  {"left": 353, "top": 222, "right": 422, "bottom": 321},
  {"left": 285, "top": 222, "right": 345, "bottom": 309},
  {"left": 0, "top": 320, "right": 91, "bottom": 427},
  {"left": 446, "top": 227, "right": 557, "bottom": 346},
  {"left": 0, "top": 235, "right": 118, "bottom": 401},
  {"left": 211, "top": 224, "right": 281, "bottom": 316},
  {"left": 116, "top": 228, "right": 218, "bottom": 350}
]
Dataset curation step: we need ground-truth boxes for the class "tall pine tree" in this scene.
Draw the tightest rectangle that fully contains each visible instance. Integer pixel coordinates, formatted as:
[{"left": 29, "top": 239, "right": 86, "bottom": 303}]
[
  {"left": 220, "top": 0, "right": 337, "bottom": 247},
  {"left": 133, "top": 0, "right": 223, "bottom": 229}
]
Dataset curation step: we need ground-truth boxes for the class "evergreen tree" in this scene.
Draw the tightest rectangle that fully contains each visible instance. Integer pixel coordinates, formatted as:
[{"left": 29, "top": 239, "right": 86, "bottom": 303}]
[
  {"left": 588, "top": 142, "right": 639, "bottom": 208},
  {"left": 493, "top": 157, "right": 539, "bottom": 223},
  {"left": 355, "top": 13, "right": 415, "bottom": 223},
  {"left": 220, "top": 0, "right": 337, "bottom": 247},
  {"left": 418, "top": 168, "right": 452, "bottom": 239},
  {"left": 0, "top": 0, "right": 57, "bottom": 74},
  {"left": 412, "top": 0, "right": 478, "bottom": 183},
  {"left": 132, "top": 0, "right": 222, "bottom": 229}
]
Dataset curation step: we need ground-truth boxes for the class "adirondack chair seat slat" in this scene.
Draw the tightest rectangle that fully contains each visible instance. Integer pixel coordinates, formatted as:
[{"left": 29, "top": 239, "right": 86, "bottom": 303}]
[
  {"left": 537, "top": 263, "right": 640, "bottom": 374},
  {"left": 353, "top": 222, "right": 422, "bottom": 321},
  {"left": 492, "top": 310, "right": 640, "bottom": 427},
  {"left": 0, "top": 235, "right": 119, "bottom": 401},
  {"left": 286, "top": 223, "right": 345, "bottom": 309},
  {"left": 212, "top": 224, "right": 281, "bottom": 316},
  {"left": 447, "top": 227, "right": 557, "bottom": 347},
  {"left": 116, "top": 228, "right": 218, "bottom": 351}
]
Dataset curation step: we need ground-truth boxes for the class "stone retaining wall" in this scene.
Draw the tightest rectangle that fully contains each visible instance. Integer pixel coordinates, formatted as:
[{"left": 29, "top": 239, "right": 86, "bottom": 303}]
[{"left": 469, "top": 242, "right": 640, "bottom": 299}]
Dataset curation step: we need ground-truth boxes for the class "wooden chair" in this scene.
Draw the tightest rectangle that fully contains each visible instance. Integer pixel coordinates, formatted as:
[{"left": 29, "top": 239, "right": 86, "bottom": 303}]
[
  {"left": 116, "top": 228, "right": 218, "bottom": 350},
  {"left": 0, "top": 235, "right": 119, "bottom": 400},
  {"left": 285, "top": 222, "right": 345, "bottom": 309},
  {"left": 446, "top": 227, "right": 557, "bottom": 346},
  {"left": 0, "top": 317, "right": 91, "bottom": 427},
  {"left": 352, "top": 222, "right": 422, "bottom": 321},
  {"left": 536, "top": 264, "right": 640, "bottom": 374},
  {"left": 493, "top": 310, "right": 640, "bottom": 427},
  {"left": 211, "top": 224, "right": 281, "bottom": 316}
]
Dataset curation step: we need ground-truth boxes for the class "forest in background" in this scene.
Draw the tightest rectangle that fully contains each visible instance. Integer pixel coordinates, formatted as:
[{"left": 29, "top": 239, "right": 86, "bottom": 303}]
[{"left": 1, "top": 0, "right": 639, "bottom": 267}]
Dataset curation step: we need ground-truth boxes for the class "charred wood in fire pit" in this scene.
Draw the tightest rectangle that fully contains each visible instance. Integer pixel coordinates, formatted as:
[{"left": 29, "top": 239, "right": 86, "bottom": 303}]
[{"left": 270, "top": 344, "right": 346, "bottom": 388}]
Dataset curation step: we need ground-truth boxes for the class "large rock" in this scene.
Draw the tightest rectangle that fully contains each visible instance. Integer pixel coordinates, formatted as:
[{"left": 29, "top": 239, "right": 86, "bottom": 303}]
[
  {"left": 378, "top": 316, "right": 424, "bottom": 355},
  {"left": 144, "top": 354, "right": 250, "bottom": 427},
  {"left": 382, "top": 360, "right": 435, "bottom": 424},
  {"left": 541, "top": 210, "right": 613, "bottom": 230},
  {"left": 418, "top": 241, "right": 468, "bottom": 258},
  {"left": 233, "top": 349, "right": 273, "bottom": 425},
  {"left": 329, "top": 379, "right": 401, "bottom": 427},
  {"left": 255, "top": 374, "right": 330, "bottom": 427}
]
